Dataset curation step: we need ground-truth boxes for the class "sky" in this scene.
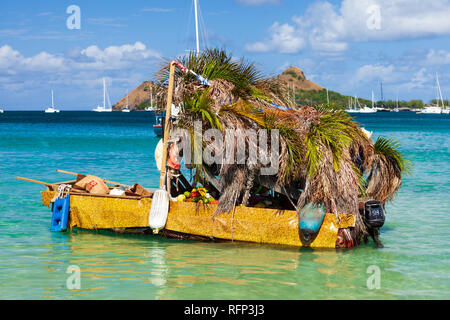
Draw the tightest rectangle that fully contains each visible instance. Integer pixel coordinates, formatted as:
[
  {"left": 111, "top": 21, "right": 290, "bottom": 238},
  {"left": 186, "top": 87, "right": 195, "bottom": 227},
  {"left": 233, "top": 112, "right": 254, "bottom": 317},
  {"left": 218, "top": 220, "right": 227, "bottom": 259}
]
[{"left": 1, "top": 0, "right": 450, "bottom": 110}]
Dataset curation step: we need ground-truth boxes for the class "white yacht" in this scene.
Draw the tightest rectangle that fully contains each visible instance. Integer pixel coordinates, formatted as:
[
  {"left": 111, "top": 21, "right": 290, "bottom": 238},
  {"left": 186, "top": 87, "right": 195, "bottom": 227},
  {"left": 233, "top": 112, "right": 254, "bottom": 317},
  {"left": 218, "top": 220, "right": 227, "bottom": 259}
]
[
  {"left": 418, "top": 73, "right": 447, "bottom": 114},
  {"left": 0, "top": 108, "right": 4, "bottom": 114},
  {"left": 345, "top": 97, "right": 359, "bottom": 113},
  {"left": 358, "top": 106, "right": 377, "bottom": 113},
  {"left": 92, "top": 78, "right": 112, "bottom": 112},
  {"left": 417, "top": 105, "right": 443, "bottom": 114},
  {"left": 44, "top": 91, "right": 60, "bottom": 113},
  {"left": 346, "top": 95, "right": 376, "bottom": 113}
]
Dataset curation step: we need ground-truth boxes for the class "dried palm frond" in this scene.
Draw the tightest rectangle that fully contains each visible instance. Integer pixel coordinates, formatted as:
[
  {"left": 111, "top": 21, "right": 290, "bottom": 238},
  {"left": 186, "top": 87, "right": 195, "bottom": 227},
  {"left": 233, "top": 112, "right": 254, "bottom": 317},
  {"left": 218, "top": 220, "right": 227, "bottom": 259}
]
[
  {"left": 154, "top": 49, "right": 408, "bottom": 241},
  {"left": 366, "top": 137, "right": 412, "bottom": 203}
]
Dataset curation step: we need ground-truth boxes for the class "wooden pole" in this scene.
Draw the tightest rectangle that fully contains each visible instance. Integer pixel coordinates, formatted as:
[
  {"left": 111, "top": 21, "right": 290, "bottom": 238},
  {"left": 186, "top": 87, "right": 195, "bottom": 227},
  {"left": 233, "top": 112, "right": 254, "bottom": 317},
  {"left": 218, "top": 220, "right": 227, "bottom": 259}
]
[
  {"left": 15, "top": 176, "right": 53, "bottom": 187},
  {"left": 159, "top": 62, "right": 176, "bottom": 189},
  {"left": 56, "top": 169, "right": 121, "bottom": 186}
]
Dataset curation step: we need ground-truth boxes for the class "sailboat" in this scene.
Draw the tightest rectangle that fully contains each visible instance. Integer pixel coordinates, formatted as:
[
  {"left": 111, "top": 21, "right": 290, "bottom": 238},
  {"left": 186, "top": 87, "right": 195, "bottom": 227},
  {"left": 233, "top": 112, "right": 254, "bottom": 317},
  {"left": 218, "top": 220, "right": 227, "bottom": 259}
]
[
  {"left": 418, "top": 73, "right": 446, "bottom": 114},
  {"left": 44, "top": 91, "right": 60, "bottom": 113},
  {"left": 357, "top": 94, "right": 377, "bottom": 113},
  {"left": 145, "top": 85, "right": 155, "bottom": 111},
  {"left": 92, "top": 78, "right": 112, "bottom": 112},
  {"left": 345, "top": 97, "right": 359, "bottom": 113},
  {"left": 345, "top": 95, "right": 376, "bottom": 113},
  {"left": 393, "top": 93, "right": 399, "bottom": 112},
  {"left": 437, "top": 73, "right": 449, "bottom": 114},
  {"left": 0, "top": 108, "right": 4, "bottom": 114},
  {"left": 122, "top": 91, "right": 131, "bottom": 112}
]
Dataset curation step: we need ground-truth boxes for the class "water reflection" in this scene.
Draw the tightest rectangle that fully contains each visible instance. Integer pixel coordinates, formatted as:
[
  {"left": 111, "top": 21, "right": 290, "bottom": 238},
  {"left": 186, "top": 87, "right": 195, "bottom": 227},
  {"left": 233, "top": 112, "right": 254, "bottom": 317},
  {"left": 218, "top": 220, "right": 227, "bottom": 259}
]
[
  {"left": 147, "top": 247, "right": 168, "bottom": 287},
  {"left": 38, "top": 229, "right": 412, "bottom": 299}
]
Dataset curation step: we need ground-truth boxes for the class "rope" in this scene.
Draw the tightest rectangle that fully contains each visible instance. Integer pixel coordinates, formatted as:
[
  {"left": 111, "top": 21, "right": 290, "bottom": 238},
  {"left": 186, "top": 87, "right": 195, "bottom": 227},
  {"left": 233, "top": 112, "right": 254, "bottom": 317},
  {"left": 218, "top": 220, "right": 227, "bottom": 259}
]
[{"left": 57, "top": 184, "right": 72, "bottom": 199}]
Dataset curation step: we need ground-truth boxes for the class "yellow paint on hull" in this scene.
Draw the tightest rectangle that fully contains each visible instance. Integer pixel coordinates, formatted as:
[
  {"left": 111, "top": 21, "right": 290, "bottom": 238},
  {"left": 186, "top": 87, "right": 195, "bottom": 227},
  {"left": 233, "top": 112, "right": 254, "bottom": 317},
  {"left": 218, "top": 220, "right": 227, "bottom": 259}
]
[{"left": 41, "top": 190, "right": 354, "bottom": 248}]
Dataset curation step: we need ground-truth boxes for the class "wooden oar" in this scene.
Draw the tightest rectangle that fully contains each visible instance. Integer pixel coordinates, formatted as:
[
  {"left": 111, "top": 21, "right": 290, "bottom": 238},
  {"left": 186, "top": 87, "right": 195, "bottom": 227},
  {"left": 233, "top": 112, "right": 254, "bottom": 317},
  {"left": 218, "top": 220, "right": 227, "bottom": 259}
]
[
  {"left": 56, "top": 169, "right": 121, "bottom": 186},
  {"left": 15, "top": 176, "right": 54, "bottom": 187},
  {"left": 149, "top": 61, "right": 176, "bottom": 234}
]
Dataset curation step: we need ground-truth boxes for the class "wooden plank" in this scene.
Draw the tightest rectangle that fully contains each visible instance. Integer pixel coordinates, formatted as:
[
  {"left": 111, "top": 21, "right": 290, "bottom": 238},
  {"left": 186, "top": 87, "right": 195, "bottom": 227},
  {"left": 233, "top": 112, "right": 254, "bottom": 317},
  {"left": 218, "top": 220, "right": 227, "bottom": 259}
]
[{"left": 56, "top": 169, "right": 121, "bottom": 186}]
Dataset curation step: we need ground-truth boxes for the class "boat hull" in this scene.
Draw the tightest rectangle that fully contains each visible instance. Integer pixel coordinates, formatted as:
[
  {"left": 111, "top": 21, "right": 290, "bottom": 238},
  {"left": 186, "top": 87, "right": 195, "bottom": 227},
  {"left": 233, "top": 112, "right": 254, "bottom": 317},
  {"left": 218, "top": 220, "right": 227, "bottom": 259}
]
[
  {"left": 41, "top": 190, "right": 355, "bottom": 248},
  {"left": 153, "top": 125, "right": 163, "bottom": 137}
]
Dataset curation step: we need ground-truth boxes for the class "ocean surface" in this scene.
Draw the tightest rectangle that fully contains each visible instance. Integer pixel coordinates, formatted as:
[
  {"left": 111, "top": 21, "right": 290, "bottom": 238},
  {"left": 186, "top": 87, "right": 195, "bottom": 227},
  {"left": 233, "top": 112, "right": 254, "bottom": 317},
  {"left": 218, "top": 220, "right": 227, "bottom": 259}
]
[{"left": 0, "top": 111, "right": 448, "bottom": 300}]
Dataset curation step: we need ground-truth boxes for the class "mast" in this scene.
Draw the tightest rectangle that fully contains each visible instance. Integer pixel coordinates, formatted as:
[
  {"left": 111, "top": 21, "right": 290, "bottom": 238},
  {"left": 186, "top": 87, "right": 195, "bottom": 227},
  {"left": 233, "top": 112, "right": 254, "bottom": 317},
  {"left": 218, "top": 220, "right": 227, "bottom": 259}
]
[
  {"left": 194, "top": 0, "right": 200, "bottom": 53},
  {"left": 436, "top": 72, "right": 444, "bottom": 108},
  {"left": 103, "top": 78, "right": 106, "bottom": 109},
  {"left": 150, "top": 85, "right": 153, "bottom": 108},
  {"left": 380, "top": 81, "right": 384, "bottom": 107},
  {"left": 396, "top": 89, "right": 399, "bottom": 111},
  {"left": 51, "top": 90, "right": 54, "bottom": 108},
  {"left": 372, "top": 90, "right": 375, "bottom": 109}
]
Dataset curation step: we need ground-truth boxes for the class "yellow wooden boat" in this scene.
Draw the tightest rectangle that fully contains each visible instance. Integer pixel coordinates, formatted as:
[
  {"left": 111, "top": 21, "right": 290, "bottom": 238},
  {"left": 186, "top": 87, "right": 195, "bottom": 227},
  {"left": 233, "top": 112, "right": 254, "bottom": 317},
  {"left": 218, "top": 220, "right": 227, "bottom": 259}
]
[
  {"left": 25, "top": 61, "right": 362, "bottom": 250},
  {"left": 39, "top": 182, "right": 355, "bottom": 249}
]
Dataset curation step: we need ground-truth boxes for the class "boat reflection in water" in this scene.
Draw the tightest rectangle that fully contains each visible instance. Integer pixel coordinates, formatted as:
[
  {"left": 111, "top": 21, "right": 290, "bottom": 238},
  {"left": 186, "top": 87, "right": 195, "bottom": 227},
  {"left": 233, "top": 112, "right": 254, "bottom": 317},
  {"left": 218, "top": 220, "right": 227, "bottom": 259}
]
[{"left": 44, "top": 229, "right": 402, "bottom": 299}]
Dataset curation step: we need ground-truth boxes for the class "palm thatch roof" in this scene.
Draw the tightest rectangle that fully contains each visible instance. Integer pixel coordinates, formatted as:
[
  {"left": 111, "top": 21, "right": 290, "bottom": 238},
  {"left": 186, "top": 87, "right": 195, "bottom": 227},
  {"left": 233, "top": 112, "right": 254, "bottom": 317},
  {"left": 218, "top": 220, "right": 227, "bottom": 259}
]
[{"left": 155, "top": 49, "right": 410, "bottom": 237}]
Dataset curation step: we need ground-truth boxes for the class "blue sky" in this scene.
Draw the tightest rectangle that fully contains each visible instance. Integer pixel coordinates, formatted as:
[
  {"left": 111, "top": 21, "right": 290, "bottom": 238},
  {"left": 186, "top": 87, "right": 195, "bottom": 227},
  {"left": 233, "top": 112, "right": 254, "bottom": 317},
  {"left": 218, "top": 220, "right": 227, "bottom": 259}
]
[{"left": 1, "top": 0, "right": 450, "bottom": 110}]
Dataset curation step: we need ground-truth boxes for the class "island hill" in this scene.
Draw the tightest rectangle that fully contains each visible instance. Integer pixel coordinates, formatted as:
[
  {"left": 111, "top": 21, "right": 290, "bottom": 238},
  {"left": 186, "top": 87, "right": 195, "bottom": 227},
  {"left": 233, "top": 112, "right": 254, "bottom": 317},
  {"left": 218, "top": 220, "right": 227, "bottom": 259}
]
[
  {"left": 113, "top": 67, "right": 426, "bottom": 111},
  {"left": 113, "top": 81, "right": 159, "bottom": 111}
]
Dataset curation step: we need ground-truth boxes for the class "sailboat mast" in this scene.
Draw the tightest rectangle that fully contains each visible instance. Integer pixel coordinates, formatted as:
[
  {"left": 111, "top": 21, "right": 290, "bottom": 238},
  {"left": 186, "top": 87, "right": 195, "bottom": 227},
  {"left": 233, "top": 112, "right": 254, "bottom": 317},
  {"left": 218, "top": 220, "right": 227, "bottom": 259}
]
[
  {"left": 380, "top": 81, "right": 384, "bottom": 107},
  {"left": 436, "top": 72, "right": 444, "bottom": 108},
  {"left": 103, "top": 78, "right": 106, "bottom": 109},
  {"left": 372, "top": 90, "right": 375, "bottom": 109},
  {"left": 194, "top": 0, "right": 200, "bottom": 53},
  {"left": 150, "top": 85, "right": 153, "bottom": 108},
  {"left": 51, "top": 90, "right": 54, "bottom": 108}
]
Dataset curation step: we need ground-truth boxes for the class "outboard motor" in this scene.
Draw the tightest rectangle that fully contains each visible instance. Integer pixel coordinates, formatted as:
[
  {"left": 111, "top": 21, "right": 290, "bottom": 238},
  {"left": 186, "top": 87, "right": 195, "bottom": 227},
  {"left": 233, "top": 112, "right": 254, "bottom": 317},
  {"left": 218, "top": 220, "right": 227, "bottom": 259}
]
[
  {"left": 364, "top": 200, "right": 385, "bottom": 228},
  {"left": 363, "top": 200, "right": 385, "bottom": 248}
]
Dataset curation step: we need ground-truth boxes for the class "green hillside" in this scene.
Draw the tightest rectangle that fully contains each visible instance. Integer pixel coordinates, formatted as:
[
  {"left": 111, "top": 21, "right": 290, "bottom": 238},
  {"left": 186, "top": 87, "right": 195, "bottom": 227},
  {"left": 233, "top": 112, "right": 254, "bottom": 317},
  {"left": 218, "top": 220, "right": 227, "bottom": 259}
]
[{"left": 294, "top": 89, "right": 428, "bottom": 109}]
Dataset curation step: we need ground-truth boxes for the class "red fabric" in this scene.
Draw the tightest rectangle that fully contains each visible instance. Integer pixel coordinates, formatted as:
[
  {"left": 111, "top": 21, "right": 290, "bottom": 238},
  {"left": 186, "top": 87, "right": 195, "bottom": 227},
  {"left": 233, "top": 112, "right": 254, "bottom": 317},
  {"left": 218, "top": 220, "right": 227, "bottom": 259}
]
[{"left": 168, "top": 144, "right": 181, "bottom": 170}]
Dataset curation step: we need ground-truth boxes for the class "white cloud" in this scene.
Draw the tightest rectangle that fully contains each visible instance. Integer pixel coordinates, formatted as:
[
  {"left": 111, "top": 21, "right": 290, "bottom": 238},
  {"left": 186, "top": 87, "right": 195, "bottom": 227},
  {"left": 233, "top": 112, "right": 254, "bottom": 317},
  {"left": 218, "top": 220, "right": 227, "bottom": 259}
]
[
  {"left": 245, "top": 22, "right": 305, "bottom": 53},
  {"left": 425, "top": 49, "right": 450, "bottom": 66},
  {"left": 404, "top": 68, "right": 433, "bottom": 90},
  {"left": 78, "top": 42, "right": 160, "bottom": 69},
  {"left": 354, "top": 64, "right": 396, "bottom": 84},
  {"left": 246, "top": 0, "right": 450, "bottom": 54},
  {"left": 0, "top": 45, "right": 67, "bottom": 72},
  {"left": 0, "top": 42, "right": 162, "bottom": 101},
  {"left": 0, "top": 42, "right": 160, "bottom": 76}
]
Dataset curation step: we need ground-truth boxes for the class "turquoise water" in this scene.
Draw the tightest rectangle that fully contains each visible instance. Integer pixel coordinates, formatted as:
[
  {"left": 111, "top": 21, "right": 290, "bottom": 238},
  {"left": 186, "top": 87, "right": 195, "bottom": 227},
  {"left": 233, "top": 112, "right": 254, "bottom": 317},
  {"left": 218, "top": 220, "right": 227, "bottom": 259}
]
[{"left": 0, "top": 111, "right": 448, "bottom": 300}]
